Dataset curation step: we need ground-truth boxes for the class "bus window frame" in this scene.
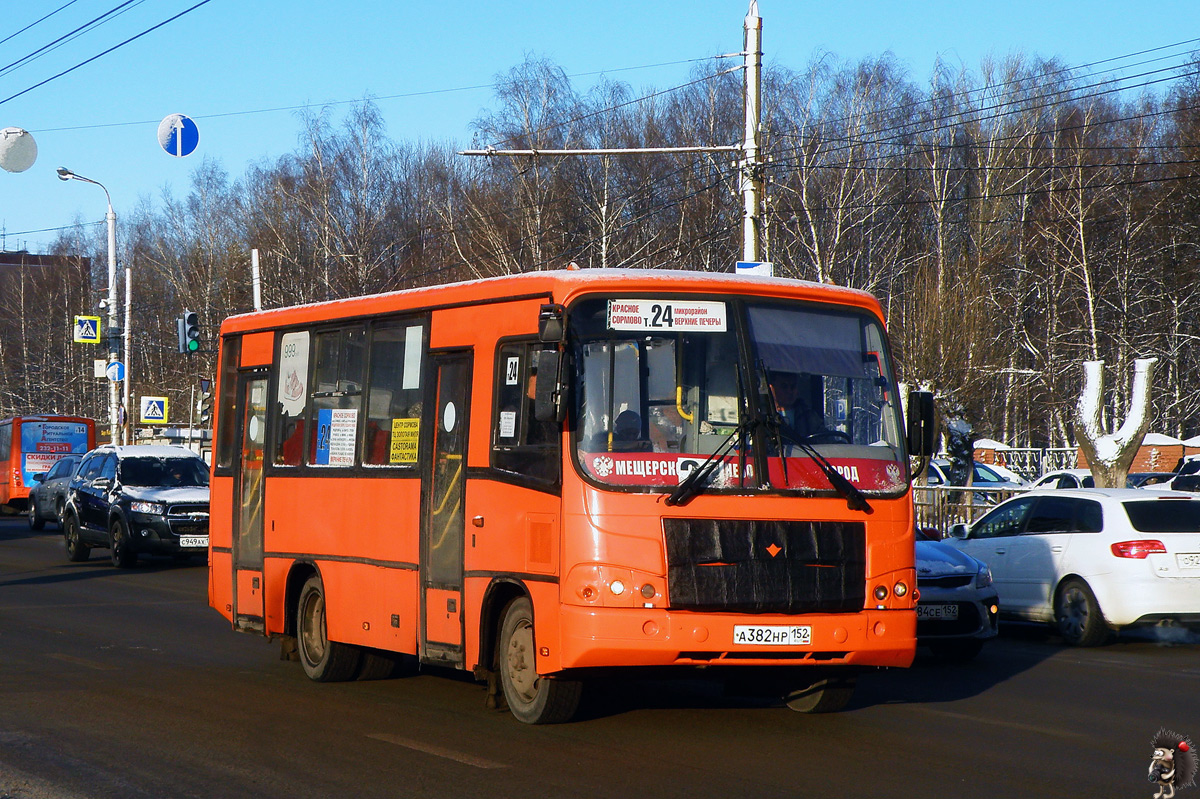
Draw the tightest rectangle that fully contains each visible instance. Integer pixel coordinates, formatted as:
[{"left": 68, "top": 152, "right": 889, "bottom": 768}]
[
  {"left": 488, "top": 335, "right": 563, "bottom": 494},
  {"left": 565, "top": 291, "right": 910, "bottom": 500},
  {"left": 250, "top": 313, "right": 431, "bottom": 479}
]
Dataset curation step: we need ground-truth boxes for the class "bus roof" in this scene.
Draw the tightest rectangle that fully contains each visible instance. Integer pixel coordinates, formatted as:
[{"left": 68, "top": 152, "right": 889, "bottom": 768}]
[{"left": 220, "top": 269, "right": 886, "bottom": 335}]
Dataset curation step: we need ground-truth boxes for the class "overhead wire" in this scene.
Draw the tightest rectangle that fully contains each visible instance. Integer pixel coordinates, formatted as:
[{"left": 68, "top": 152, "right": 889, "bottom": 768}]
[
  {"left": 0, "top": 0, "right": 215, "bottom": 107},
  {"left": 0, "top": 0, "right": 86, "bottom": 48},
  {"left": 0, "top": 0, "right": 146, "bottom": 80}
]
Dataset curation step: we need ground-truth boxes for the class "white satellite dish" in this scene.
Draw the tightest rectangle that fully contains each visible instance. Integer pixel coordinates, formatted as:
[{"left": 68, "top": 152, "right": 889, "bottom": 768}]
[{"left": 0, "top": 127, "right": 37, "bottom": 173}]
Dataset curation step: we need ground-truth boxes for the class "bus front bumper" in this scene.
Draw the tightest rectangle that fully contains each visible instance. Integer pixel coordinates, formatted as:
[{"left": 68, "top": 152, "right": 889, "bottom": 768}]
[{"left": 554, "top": 605, "right": 916, "bottom": 671}]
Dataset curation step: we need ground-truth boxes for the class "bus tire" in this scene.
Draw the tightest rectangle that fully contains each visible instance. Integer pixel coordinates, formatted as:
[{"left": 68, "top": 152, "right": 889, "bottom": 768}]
[
  {"left": 109, "top": 519, "right": 137, "bottom": 568},
  {"left": 297, "top": 575, "right": 361, "bottom": 682},
  {"left": 784, "top": 675, "right": 856, "bottom": 713},
  {"left": 63, "top": 515, "right": 90, "bottom": 562},
  {"left": 497, "top": 596, "right": 581, "bottom": 724}
]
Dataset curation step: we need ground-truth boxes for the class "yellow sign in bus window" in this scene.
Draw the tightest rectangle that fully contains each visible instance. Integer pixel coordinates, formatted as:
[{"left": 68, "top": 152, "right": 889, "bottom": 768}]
[{"left": 390, "top": 418, "right": 420, "bottom": 463}]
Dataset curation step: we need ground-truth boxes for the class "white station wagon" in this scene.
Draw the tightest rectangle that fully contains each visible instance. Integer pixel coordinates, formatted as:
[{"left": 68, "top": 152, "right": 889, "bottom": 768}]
[{"left": 945, "top": 488, "right": 1200, "bottom": 645}]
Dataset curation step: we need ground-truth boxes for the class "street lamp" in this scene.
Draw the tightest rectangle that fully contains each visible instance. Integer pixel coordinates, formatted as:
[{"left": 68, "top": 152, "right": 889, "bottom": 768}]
[{"left": 57, "top": 167, "right": 125, "bottom": 445}]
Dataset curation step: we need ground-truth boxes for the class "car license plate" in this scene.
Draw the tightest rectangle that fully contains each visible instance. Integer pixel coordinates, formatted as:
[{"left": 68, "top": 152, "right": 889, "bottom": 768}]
[
  {"left": 917, "top": 603, "right": 959, "bottom": 620},
  {"left": 1177, "top": 553, "right": 1200, "bottom": 569},
  {"left": 732, "top": 625, "right": 811, "bottom": 646},
  {"left": 179, "top": 536, "right": 209, "bottom": 548}
]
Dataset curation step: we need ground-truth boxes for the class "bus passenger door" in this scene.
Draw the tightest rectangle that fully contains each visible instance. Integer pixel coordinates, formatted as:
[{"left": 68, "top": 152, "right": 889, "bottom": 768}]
[
  {"left": 420, "top": 352, "right": 470, "bottom": 666},
  {"left": 232, "top": 371, "right": 268, "bottom": 633}
]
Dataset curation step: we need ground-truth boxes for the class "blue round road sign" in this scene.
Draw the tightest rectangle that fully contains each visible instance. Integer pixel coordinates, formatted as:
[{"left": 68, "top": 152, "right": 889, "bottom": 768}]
[
  {"left": 106, "top": 361, "right": 126, "bottom": 382},
  {"left": 157, "top": 114, "right": 199, "bottom": 158}
]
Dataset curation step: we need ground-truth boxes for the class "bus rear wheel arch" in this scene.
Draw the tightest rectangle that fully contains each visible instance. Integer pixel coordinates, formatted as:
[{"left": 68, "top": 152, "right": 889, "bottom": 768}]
[{"left": 497, "top": 595, "right": 582, "bottom": 724}]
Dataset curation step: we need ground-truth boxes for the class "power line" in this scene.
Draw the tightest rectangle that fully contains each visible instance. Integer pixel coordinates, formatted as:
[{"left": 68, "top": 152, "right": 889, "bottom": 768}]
[
  {"left": 0, "top": 0, "right": 145, "bottom": 80},
  {"left": 0, "top": 0, "right": 85, "bottom": 48},
  {"left": 0, "top": 0, "right": 215, "bottom": 107}
]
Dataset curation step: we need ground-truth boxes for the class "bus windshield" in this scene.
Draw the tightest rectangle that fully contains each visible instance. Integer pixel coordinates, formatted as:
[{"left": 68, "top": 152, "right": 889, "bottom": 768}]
[{"left": 570, "top": 295, "right": 907, "bottom": 495}]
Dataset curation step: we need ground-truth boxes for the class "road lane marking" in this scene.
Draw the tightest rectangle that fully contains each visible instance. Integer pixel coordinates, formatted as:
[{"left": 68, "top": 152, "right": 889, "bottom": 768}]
[
  {"left": 45, "top": 654, "right": 116, "bottom": 671},
  {"left": 913, "top": 707, "right": 1087, "bottom": 739},
  {"left": 366, "top": 733, "right": 508, "bottom": 769}
]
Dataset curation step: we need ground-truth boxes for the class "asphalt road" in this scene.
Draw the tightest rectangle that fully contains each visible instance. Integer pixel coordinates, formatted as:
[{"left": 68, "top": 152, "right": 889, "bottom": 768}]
[{"left": 1, "top": 514, "right": 1197, "bottom": 799}]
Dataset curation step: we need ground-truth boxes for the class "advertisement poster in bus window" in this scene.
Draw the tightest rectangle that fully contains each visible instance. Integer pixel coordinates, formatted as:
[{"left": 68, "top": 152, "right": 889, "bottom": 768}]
[
  {"left": 21, "top": 422, "right": 89, "bottom": 483},
  {"left": 278, "top": 331, "right": 310, "bottom": 416},
  {"left": 390, "top": 418, "right": 420, "bottom": 463},
  {"left": 314, "top": 408, "right": 357, "bottom": 466}
]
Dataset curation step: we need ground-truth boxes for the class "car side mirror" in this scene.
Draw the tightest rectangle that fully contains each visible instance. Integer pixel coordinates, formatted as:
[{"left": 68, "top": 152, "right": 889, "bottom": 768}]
[
  {"left": 30, "top": 473, "right": 45, "bottom": 484},
  {"left": 948, "top": 523, "right": 969, "bottom": 540}
]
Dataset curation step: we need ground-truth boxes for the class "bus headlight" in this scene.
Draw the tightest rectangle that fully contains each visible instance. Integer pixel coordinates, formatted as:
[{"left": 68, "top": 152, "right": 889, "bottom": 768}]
[{"left": 565, "top": 565, "right": 663, "bottom": 608}]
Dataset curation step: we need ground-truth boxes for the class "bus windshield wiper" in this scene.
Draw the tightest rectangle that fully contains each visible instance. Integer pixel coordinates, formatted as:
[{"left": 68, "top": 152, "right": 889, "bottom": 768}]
[
  {"left": 776, "top": 424, "right": 873, "bottom": 514},
  {"left": 665, "top": 420, "right": 749, "bottom": 506},
  {"left": 754, "top": 358, "right": 871, "bottom": 514}
]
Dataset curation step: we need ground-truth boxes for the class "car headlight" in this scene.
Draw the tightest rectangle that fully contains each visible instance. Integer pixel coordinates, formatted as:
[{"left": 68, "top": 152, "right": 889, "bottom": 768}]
[
  {"left": 975, "top": 564, "right": 993, "bottom": 589},
  {"left": 130, "top": 501, "right": 166, "bottom": 515}
]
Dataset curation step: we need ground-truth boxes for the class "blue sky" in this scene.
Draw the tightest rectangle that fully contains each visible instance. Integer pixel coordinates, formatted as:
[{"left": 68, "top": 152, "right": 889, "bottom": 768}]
[{"left": 2, "top": 0, "right": 1199, "bottom": 254}]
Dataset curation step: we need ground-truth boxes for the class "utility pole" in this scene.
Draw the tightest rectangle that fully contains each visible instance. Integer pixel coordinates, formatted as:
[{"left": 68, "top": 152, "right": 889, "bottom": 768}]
[
  {"left": 740, "top": 0, "right": 764, "bottom": 263},
  {"left": 460, "top": 1, "right": 766, "bottom": 268}
]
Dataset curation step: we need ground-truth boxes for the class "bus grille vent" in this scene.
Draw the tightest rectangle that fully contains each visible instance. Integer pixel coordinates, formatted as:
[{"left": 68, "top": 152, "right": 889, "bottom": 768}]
[{"left": 662, "top": 519, "right": 865, "bottom": 613}]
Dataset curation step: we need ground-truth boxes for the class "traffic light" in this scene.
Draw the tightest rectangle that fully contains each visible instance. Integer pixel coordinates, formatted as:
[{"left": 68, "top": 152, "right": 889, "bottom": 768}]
[
  {"left": 177, "top": 311, "right": 200, "bottom": 353},
  {"left": 198, "top": 378, "right": 213, "bottom": 427}
]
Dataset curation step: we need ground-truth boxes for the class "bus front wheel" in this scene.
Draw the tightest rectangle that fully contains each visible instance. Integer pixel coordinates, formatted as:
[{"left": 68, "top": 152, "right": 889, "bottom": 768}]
[
  {"left": 296, "top": 575, "right": 361, "bottom": 682},
  {"left": 784, "top": 675, "right": 856, "bottom": 713},
  {"left": 497, "top": 596, "right": 581, "bottom": 724}
]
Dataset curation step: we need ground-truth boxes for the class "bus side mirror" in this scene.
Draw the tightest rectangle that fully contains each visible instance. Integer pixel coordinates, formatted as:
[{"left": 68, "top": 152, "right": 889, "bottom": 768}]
[
  {"left": 538, "top": 304, "right": 566, "bottom": 343},
  {"left": 534, "top": 349, "right": 567, "bottom": 423},
  {"left": 907, "top": 390, "right": 936, "bottom": 457}
]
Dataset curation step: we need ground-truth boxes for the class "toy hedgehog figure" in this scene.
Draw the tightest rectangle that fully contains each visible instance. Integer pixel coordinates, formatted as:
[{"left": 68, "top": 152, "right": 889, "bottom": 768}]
[{"left": 1149, "top": 728, "right": 1197, "bottom": 799}]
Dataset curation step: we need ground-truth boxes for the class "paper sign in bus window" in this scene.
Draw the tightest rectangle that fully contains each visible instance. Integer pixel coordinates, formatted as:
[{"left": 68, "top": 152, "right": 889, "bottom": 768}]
[
  {"left": 315, "top": 408, "right": 357, "bottom": 466},
  {"left": 390, "top": 417, "right": 420, "bottom": 463}
]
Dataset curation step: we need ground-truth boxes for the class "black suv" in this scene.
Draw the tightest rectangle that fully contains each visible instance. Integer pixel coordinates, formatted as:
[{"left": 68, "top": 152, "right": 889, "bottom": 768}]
[{"left": 62, "top": 444, "right": 210, "bottom": 568}]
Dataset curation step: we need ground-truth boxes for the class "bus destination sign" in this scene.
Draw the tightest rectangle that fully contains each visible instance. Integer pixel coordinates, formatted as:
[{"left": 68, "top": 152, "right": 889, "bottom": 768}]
[{"left": 607, "top": 300, "right": 727, "bottom": 332}]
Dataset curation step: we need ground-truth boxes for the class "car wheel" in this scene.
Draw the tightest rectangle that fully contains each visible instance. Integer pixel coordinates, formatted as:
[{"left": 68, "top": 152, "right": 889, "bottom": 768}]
[
  {"left": 63, "top": 515, "right": 90, "bottom": 562},
  {"left": 54, "top": 500, "right": 66, "bottom": 528},
  {"left": 109, "top": 519, "right": 137, "bottom": 569},
  {"left": 1055, "top": 578, "right": 1108, "bottom": 646},
  {"left": 498, "top": 596, "right": 582, "bottom": 724},
  {"left": 296, "top": 575, "right": 361, "bottom": 681},
  {"left": 27, "top": 502, "right": 44, "bottom": 531},
  {"left": 784, "top": 675, "right": 857, "bottom": 713},
  {"left": 928, "top": 639, "right": 984, "bottom": 662}
]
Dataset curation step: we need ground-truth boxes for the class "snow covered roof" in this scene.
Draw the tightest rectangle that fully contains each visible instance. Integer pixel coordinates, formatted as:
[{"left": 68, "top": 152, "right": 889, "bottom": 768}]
[
  {"left": 973, "top": 438, "right": 1010, "bottom": 451},
  {"left": 1183, "top": 435, "right": 1200, "bottom": 447},
  {"left": 1143, "top": 433, "right": 1183, "bottom": 446}
]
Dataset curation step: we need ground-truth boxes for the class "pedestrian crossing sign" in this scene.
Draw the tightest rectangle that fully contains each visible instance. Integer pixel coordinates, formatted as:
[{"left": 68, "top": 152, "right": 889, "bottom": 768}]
[
  {"left": 139, "top": 396, "right": 169, "bottom": 424},
  {"left": 74, "top": 315, "right": 101, "bottom": 344}
]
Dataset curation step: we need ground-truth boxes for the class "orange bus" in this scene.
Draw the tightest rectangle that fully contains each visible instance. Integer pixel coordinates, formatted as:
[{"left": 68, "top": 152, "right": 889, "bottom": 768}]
[
  {"left": 0, "top": 415, "right": 96, "bottom": 512},
  {"left": 209, "top": 269, "right": 934, "bottom": 723}
]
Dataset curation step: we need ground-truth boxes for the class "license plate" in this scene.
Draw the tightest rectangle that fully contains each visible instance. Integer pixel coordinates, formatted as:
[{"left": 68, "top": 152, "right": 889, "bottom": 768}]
[
  {"left": 1177, "top": 553, "right": 1200, "bottom": 569},
  {"left": 179, "top": 536, "right": 209, "bottom": 548},
  {"left": 917, "top": 603, "right": 959, "bottom": 620},
  {"left": 732, "top": 625, "right": 811, "bottom": 646}
]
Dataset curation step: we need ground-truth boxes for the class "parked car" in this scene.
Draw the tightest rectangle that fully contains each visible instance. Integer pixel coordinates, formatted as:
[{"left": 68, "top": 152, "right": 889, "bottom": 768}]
[
  {"left": 1143, "top": 455, "right": 1200, "bottom": 493},
  {"left": 927, "top": 458, "right": 1027, "bottom": 490},
  {"left": 1031, "top": 469, "right": 1177, "bottom": 490},
  {"left": 944, "top": 488, "right": 1200, "bottom": 645},
  {"left": 915, "top": 529, "right": 999, "bottom": 661},
  {"left": 26, "top": 454, "right": 83, "bottom": 530},
  {"left": 62, "top": 444, "right": 209, "bottom": 568}
]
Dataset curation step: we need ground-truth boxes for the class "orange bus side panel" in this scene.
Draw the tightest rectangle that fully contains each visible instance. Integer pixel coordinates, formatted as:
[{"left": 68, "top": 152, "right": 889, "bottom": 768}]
[
  {"left": 424, "top": 588, "right": 463, "bottom": 646},
  {"left": 209, "top": 549, "right": 233, "bottom": 622},
  {"left": 239, "top": 331, "right": 274, "bottom": 367}
]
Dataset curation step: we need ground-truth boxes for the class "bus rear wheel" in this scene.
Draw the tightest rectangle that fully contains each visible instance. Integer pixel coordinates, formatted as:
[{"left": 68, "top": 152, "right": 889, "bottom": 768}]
[
  {"left": 296, "top": 575, "right": 361, "bottom": 682},
  {"left": 498, "top": 596, "right": 581, "bottom": 724},
  {"left": 784, "top": 675, "right": 856, "bottom": 713}
]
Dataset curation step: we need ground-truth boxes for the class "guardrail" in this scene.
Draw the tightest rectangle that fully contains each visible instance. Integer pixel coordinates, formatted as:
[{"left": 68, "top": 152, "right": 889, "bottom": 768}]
[{"left": 913, "top": 485, "right": 1025, "bottom": 537}]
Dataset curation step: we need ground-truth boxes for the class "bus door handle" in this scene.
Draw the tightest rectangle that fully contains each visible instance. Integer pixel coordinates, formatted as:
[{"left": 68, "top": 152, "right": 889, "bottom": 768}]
[{"left": 472, "top": 516, "right": 485, "bottom": 527}]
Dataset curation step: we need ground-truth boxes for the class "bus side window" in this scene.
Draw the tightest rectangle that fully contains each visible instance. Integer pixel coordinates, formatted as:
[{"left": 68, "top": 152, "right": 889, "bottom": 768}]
[
  {"left": 306, "top": 327, "right": 365, "bottom": 467},
  {"left": 492, "top": 342, "right": 560, "bottom": 484},
  {"left": 363, "top": 322, "right": 424, "bottom": 467}
]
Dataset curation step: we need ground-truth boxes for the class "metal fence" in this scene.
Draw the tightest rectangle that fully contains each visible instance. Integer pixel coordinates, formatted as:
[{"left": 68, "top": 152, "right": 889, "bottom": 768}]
[
  {"left": 984, "top": 447, "right": 1078, "bottom": 480},
  {"left": 913, "top": 484, "right": 1026, "bottom": 537}
]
